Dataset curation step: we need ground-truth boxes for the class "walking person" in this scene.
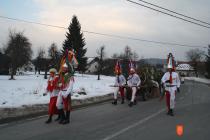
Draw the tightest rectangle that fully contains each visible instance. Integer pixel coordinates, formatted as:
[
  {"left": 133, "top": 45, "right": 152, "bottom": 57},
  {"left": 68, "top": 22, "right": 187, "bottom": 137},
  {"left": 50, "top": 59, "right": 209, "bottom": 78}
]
[
  {"left": 44, "top": 68, "right": 59, "bottom": 124},
  {"left": 161, "top": 53, "right": 180, "bottom": 116}
]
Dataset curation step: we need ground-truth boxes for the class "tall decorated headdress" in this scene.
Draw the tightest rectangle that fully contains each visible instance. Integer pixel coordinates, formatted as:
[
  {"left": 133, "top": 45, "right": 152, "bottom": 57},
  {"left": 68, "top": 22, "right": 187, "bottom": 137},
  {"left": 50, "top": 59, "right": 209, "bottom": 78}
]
[
  {"left": 129, "top": 59, "right": 136, "bottom": 73},
  {"left": 167, "top": 53, "right": 175, "bottom": 84},
  {"left": 59, "top": 49, "right": 78, "bottom": 76},
  {"left": 114, "top": 60, "right": 122, "bottom": 74},
  {"left": 167, "top": 53, "right": 175, "bottom": 70}
]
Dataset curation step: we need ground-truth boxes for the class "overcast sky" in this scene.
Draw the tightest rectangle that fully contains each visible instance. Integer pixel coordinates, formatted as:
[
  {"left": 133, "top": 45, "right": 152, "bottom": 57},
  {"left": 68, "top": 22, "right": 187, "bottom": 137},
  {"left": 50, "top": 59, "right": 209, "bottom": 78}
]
[{"left": 0, "top": 0, "right": 209, "bottom": 61}]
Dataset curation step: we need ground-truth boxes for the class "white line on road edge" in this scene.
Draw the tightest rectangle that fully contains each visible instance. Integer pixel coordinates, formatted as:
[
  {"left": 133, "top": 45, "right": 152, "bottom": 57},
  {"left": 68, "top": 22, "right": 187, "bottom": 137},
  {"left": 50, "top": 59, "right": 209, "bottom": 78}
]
[
  {"left": 102, "top": 108, "right": 165, "bottom": 140},
  {"left": 26, "top": 115, "right": 48, "bottom": 121},
  {"left": 0, "top": 123, "right": 9, "bottom": 127}
]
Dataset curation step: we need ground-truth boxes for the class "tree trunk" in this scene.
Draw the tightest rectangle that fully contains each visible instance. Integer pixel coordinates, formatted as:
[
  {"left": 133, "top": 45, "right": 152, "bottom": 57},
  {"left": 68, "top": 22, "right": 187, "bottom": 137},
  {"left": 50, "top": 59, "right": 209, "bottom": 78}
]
[
  {"left": 97, "top": 73, "right": 100, "bottom": 80},
  {"left": 9, "top": 68, "right": 15, "bottom": 80},
  {"left": 44, "top": 68, "right": 47, "bottom": 79}
]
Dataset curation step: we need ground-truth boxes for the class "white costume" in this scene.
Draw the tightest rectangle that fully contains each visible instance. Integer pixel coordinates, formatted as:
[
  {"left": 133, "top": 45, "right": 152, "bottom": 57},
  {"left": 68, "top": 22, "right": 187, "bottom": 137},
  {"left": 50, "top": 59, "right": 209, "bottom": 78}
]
[
  {"left": 56, "top": 77, "right": 74, "bottom": 110},
  {"left": 161, "top": 72, "right": 180, "bottom": 109},
  {"left": 127, "top": 73, "right": 141, "bottom": 102},
  {"left": 114, "top": 74, "right": 126, "bottom": 100}
]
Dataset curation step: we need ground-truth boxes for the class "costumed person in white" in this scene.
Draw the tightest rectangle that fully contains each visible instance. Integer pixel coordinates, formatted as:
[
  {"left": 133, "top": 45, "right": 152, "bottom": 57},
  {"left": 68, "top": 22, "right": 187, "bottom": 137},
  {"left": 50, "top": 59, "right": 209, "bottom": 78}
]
[
  {"left": 161, "top": 53, "right": 180, "bottom": 116},
  {"left": 127, "top": 68, "right": 141, "bottom": 107},
  {"left": 44, "top": 68, "right": 59, "bottom": 124},
  {"left": 112, "top": 60, "right": 126, "bottom": 105},
  {"left": 56, "top": 49, "right": 78, "bottom": 124}
]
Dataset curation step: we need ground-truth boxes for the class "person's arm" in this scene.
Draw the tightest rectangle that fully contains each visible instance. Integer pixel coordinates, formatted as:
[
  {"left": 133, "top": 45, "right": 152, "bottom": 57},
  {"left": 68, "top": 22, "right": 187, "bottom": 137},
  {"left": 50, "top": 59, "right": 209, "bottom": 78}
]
[
  {"left": 65, "top": 78, "right": 74, "bottom": 97},
  {"left": 176, "top": 73, "right": 181, "bottom": 92},
  {"left": 121, "top": 75, "right": 126, "bottom": 86},
  {"left": 159, "top": 73, "right": 167, "bottom": 101},
  {"left": 161, "top": 73, "right": 167, "bottom": 84},
  {"left": 114, "top": 76, "right": 118, "bottom": 86},
  {"left": 137, "top": 75, "right": 141, "bottom": 87},
  {"left": 127, "top": 76, "right": 132, "bottom": 86}
]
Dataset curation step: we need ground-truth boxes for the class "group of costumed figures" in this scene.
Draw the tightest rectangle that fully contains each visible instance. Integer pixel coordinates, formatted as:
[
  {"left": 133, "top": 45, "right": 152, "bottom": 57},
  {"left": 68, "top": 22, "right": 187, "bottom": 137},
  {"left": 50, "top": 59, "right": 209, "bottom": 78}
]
[
  {"left": 111, "top": 52, "right": 180, "bottom": 116},
  {"left": 44, "top": 52, "right": 180, "bottom": 125},
  {"left": 44, "top": 49, "right": 78, "bottom": 124}
]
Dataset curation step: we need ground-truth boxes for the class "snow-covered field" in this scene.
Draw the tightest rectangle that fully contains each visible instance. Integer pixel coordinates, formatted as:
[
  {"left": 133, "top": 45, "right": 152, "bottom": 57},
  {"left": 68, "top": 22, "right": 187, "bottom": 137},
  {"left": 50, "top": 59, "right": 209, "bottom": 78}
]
[
  {"left": 0, "top": 73, "right": 114, "bottom": 108},
  {"left": 185, "top": 77, "right": 210, "bottom": 84}
]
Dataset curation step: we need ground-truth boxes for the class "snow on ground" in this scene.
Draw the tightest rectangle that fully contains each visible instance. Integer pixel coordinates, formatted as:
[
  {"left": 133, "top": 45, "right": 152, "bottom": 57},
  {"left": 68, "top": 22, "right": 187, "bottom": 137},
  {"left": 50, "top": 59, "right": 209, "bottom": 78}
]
[
  {"left": 0, "top": 73, "right": 115, "bottom": 108},
  {"left": 185, "top": 77, "right": 210, "bottom": 84}
]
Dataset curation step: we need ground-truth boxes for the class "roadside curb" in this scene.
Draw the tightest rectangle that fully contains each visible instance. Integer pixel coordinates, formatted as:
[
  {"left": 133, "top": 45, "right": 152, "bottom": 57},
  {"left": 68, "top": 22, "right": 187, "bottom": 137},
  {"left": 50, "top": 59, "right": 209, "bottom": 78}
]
[{"left": 0, "top": 93, "right": 113, "bottom": 124}]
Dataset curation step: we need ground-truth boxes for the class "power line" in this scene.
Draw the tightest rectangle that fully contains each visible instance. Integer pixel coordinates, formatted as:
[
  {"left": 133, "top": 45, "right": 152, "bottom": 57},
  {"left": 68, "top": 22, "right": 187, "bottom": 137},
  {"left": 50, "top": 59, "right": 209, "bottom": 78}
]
[
  {"left": 0, "top": 15, "right": 206, "bottom": 48},
  {"left": 138, "top": 0, "right": 210, "bottom": 26},
  {"left": 126, "top": 0, "right": 210, "bottom": 29}
]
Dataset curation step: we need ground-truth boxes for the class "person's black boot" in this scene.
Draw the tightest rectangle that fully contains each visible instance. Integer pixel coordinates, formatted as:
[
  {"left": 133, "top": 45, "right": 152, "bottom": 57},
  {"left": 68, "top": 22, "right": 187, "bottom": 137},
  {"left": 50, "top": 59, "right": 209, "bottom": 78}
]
[
  {"left": 121, "top": 98, "right": 124, "bottom": 104},
  {"left": 170, "top": 109, "right": 174, "bottom": 116},
  {"left": 134, "top": 100, "right": 137, "bottom": 105},
  {"left": 45, "top": 115, "right": 52, "bottom": 124},
  {"left": 63, "top": 111, "right": 70, "bottom": 124},
  {"left": 112, "top": 99, "right": 117, "bottom": 105},
  {"left": 54, "top": 114, "right": 60, "bottom": 121},
  {"left": 128, "top": 102, "right": 134, "bottom": 107},
  {"left": 58, "top": 109, "right": 65, "bottom": 124},
  {"left": 167, "top": 110, "right": 170, "bottom": 115}
]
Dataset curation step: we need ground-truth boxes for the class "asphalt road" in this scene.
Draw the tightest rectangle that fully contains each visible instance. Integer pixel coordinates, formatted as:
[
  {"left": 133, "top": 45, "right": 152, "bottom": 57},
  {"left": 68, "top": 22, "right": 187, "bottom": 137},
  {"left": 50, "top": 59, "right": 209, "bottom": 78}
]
[{"left": 0, "top": 80, "right": 210, "bottom": 140}]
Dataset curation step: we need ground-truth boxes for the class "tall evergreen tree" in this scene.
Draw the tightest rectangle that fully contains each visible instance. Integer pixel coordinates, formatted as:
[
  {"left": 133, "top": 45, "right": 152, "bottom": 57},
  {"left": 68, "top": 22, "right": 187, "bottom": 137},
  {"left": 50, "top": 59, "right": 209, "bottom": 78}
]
[{"left": 63, "top": 15, "right": 87, "bottom": 73}]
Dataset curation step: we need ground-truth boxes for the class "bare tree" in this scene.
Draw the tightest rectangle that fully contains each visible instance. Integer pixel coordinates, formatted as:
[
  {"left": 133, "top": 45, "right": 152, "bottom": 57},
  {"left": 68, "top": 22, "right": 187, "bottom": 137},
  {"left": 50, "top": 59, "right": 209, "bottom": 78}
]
[
  {"left": 34, "top": 47, "right": 46, "bottom": 75},
  {"left": 132, "top": 51, "right": 139, "bottom": 61},
  {"left": 48, "top": 43, "right": 61, "bottom": 70},
  {"left": 124, "top": 46, "right": 133, "bottom": 59},
  {"left": 186, "top": 49, "right": 205, "bottom": 77},
  {"left": 206, "top": 45, "right": 210, "bottom": 78},
  {"left": 96, "top": 46, "right": 105, "bottom": 80},
  {"left": 5, "top": 30, "right": 32, "bottom": 80}
]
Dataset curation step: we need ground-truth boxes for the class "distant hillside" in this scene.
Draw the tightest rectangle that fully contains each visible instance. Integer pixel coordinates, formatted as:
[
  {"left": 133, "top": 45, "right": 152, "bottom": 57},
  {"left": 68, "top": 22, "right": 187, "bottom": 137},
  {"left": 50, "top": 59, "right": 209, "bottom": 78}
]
[{"left": 138, "top": 58, "right": 167, "bottom": 66}]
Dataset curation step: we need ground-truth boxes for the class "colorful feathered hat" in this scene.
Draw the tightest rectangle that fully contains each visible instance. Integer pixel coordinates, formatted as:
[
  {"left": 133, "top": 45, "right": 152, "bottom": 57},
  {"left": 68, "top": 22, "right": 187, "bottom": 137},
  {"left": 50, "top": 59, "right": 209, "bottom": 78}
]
[
  {"left": 129, "top": 59, "right": 136, "bottom": 73},
  {"left": 115, "top": 60, "right": 122, "bottom": 74},
  {"left": 59, "top": 49, "right": 78, "bottom": 74}
]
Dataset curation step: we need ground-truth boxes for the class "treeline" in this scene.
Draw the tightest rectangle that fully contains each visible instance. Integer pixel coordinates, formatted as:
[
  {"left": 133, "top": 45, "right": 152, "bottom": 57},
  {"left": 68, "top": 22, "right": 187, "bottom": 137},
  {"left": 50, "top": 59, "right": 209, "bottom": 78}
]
[{"left": 0, "top": 15, "right": 88, "bottom": 79}]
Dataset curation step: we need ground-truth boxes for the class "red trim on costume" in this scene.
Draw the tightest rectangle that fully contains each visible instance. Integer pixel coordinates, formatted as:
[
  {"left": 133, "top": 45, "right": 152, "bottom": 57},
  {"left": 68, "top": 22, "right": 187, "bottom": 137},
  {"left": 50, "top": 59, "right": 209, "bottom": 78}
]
[
  {"left": 62, "top": 96, "right": 72, "bottom": 111},
  {"left": 169, "top": 72, "right": 173, "bottom": 84},
  {"left": 47, "top": 76, "right": 59, "bottom": 92},
  {"left": 48, "top": 96, "right": 58, "bottom": 115},
  {"left": 119, "top": 87, "right": 124, "bottom": 98},
  {"left": 165, "top": 91, "right": 170, "bottom": 111}
]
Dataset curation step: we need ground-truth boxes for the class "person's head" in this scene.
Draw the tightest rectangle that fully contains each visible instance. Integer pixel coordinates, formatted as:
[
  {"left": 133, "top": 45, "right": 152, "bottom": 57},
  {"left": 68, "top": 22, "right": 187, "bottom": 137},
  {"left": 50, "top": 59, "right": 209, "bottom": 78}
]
[
  {"left": 49, "top": 68, "right": 57, "bottom": 77},
  {"left": 168, "top": 68, "right": 173, "bottom": 73},
  {"left": 115, "top": 70, "right": 121, "bottom": 75},
  {"left": 130, "top": 68, "right": 135, "bottom": 74},
  {"left": 61, "top": 63, "right": 68, "bottom": 74}
]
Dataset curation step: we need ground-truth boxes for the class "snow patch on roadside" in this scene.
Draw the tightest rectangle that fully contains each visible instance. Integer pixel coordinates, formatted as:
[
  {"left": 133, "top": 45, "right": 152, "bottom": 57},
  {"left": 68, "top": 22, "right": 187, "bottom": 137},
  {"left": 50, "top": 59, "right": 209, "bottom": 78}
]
[{"left": 0, "top": 74, "right": 114, "bottom": 108}]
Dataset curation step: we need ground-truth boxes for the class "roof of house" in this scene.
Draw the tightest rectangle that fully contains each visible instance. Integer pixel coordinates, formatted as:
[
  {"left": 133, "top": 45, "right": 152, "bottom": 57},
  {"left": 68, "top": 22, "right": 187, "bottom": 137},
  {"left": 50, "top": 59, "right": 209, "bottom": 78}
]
[{"left": 176, "top": 64, "right": 194, "bottom": 71}]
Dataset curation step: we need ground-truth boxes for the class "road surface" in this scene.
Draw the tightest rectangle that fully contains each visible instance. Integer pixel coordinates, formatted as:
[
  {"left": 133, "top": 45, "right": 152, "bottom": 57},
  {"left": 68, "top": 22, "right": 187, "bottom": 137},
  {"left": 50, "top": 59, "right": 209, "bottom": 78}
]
[{"left": 0, "top": 80, "right": 210, "bottom": 140}]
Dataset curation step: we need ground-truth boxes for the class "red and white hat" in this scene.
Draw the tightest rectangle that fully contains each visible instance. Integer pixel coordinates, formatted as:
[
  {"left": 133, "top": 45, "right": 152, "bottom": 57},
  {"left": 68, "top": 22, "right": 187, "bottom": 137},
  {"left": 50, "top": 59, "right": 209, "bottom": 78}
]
[
  {"left": 129, "top": 60, "right": 136, "bottom": 73},
  {"left": 167, "top": 53, "right": 175, "bottom": 70},
  {"left": 114, "top": 60, "right": 122, "bottom": 74}
]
